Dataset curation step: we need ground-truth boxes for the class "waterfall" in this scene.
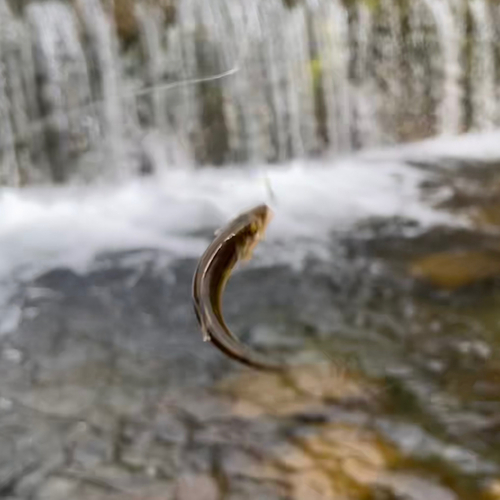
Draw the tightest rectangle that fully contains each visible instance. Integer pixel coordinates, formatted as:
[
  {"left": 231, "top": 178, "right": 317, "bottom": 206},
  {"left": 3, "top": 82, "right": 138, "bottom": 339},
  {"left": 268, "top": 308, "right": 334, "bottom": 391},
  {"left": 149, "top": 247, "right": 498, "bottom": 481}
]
[
  {"left": 163, "top": 0, "right": 202, "bottom": 162},
  {"left": 259, "top": 2, "right": 308, "bottom": 160},
  {"left": 26, "top": 1, "right": 95, "bottom": 182},
  {"left": 468, "top": 0, "right": 496, "bottom": 130},
  {"left": 370, "top": 0, "right": 403, "bottom": 144},
  {"left": 136, "top": 3, "right": 169, "bottom": 134},
  {"left": 0, "top": 1, "right": 18, "bottom": 186},
  {"left": 0, "top": 0, "right": 499, "bottom": 186},
  {"left": 350, "top": 1, "right": 377, "bottom": 149},
  {"left": 75, "top": 0, "right": 128, "bottom": 178},
  {"left": 307, "top": 0, "right": 352, "bottom": 152},
  {"left": 421, "top": 0, "right": 462, "bottom": 135}
]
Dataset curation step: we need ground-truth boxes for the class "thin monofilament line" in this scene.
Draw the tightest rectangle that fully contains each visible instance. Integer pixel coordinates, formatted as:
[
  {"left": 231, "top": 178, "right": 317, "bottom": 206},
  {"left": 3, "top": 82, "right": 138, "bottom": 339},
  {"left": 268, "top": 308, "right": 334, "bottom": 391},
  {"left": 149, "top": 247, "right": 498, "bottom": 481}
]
[
  {"left": 131, "top": 66, "right": 240, "bottom": 98},
  {"left": 262, "top": 170, "right": 277, "bottom": 206}
]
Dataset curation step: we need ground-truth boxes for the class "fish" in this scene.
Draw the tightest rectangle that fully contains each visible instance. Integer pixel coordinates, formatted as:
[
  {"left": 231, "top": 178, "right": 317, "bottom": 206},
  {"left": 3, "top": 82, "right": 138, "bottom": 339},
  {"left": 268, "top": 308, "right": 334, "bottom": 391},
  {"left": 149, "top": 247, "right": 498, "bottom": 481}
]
[{"left": 192, "top": 204, "right": 284, "bottom": 371}]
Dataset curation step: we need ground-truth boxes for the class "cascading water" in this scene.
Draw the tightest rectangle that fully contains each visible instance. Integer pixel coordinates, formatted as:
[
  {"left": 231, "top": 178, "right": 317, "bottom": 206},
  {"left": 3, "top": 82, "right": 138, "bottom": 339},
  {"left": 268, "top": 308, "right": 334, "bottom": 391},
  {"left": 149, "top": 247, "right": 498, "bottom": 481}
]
[
  {"left": 75, "top": 0, "right": 135, "bottom": 179},
  {"left": 349, "top": 2, "right": 377, "bottom": 149},
  {"left": 135, "top": 3, "right": 167, "bottom": 132},
  {"left": 0, "top": 1, "right": 18, "bottom": 186},
  {"left": 308, "top": 0, "right": 352, "bottom": 153},
  {"left": 421, "top": 0, "right": 462, "bottom": 135},
  {"left": 0, "top": 0, "right": 498, "bottom": 186},
  {"left": 369, "top": 0, "right": 403, "bottom": 144},
  {"left": 468, "top": 0, "right": 496, "bottom": 130},
  {"left": 26, "top": 1, "right": 96, "bottom": 182}
]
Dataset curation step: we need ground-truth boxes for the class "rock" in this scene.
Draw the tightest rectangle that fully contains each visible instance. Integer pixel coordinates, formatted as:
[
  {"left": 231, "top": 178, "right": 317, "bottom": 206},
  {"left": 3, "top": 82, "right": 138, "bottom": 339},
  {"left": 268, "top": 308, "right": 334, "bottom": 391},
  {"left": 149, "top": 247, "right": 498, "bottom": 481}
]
[
  {"left": 220, "top": 447, "right": 282, "bottom": 482},
  {"left": 12, "top": 386, "right": 96, "bottom": 418},
  {"left": 113, "top": 0, "right": 139, "bottom": 43},
  {"left": 378, "top": 473, "right": 457, "bottom": 500},
  {"left": 36, "top": 477, "right": 78, "bottom": 500},
  {"left": 410, "top": 250, "right": 500, "bottom": 290},
  {"left": 290, "top": 470, "right": 340, "bottom": 500},
  {"left": 472, "top": 203, "right": 500, "bottom": 228},
  {"left": 71, "top": 433, "right": 114, "bottom": 469},
  {"left": 218, "top": 364, "right": 373, "bottom": 418},
  {"left": 226, "top": 476, "right": 288, "bottom": 500},
  {"left": 286, "top": 363, "right": 373, "bottom": 402},
  {"left": 153, "top": 413, "right": 188, "bottom": 445},
  {"left": 15, "top": 454, "right": 66, "bottom": 498},
  {"left": 487, "top": 480, "right": 500, "bottom": 499},
  {"left": 247, "top": 324, "right": 303, "bottom": 350},
  {"left": 174, "top": 474, "right": 219, "bottom": 500},
  {"left": 271, "top": 443, "right": 316, "bottom": 471}
]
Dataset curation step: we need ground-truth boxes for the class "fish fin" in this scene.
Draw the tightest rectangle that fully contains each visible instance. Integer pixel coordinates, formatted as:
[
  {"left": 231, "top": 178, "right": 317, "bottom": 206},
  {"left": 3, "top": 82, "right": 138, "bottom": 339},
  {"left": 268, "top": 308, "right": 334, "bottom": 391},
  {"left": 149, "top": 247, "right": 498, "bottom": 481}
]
[{"left": 202, "top": 326, "right": 211, "bottom": 342}]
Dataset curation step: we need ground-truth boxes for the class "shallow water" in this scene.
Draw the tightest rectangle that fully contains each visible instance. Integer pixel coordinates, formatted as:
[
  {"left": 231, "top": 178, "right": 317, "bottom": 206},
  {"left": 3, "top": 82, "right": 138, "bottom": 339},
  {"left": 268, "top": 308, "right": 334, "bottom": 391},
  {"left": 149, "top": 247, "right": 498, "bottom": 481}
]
[{"left": 1, "top": 137, "right": 500, "bottom": 499}]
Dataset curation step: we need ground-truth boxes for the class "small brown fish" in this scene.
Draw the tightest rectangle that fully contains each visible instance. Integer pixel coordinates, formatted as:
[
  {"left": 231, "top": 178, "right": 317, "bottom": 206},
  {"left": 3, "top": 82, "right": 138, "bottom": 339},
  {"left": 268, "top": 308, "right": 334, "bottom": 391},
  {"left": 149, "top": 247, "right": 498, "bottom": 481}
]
[{"left": 192, "top": 204, "right": 284, "bottom": 371}]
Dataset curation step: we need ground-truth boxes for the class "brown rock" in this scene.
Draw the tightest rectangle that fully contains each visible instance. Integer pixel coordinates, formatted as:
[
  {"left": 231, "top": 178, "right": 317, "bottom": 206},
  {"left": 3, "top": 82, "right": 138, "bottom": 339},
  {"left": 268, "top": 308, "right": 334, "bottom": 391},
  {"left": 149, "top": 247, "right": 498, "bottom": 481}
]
[
  {"left": 472, "top": 203, "right": 500, "bottom": 228},
  {"left": 174, "top": 474, "right": 219, "bottom": 500},
  {"left": 113, "top": 0, "right": 138, "bottom": 43},
  {"left": 487, "top": 480, "right": 500, "bottom": 500},
  {"left": 218, "top": 363, "right": 372, "bottom": 418},
  {"left": 290, "top": 470, "right": 339, "bottom": 500},
  {"left": 410, "top": 250, "right": 500, "bottom": 290}
]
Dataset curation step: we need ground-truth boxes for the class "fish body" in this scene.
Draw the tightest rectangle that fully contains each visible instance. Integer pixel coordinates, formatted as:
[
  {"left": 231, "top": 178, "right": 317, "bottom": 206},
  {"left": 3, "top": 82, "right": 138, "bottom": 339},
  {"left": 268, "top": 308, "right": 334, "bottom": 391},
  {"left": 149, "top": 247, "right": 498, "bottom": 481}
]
[{"left": 192, "top": 204, "right": 283, "bottom": 371}]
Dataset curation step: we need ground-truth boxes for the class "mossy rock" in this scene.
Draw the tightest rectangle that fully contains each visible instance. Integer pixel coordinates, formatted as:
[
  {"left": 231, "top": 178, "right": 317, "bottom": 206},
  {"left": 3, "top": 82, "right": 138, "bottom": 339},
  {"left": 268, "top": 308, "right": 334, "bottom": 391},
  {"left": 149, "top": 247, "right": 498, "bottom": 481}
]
[
  {"left": 111, "top": 0, "right": 177, "bottom": 44},
  {"left": 113, "top": 0, "right": 138, "bottom": 43},
  {"left": 472, "top": 203, "right": 500, "bottom": 228},
  {"left": 410, "top": 250, "right": 500, "bottom": 290}
]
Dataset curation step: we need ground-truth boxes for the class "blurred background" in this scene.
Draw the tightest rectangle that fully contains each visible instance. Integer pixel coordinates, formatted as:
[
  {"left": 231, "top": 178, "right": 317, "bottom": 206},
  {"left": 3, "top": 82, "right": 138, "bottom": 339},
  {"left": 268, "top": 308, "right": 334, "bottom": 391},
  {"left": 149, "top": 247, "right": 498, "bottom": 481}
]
[{"left": 0, "top": 0, "right": 500, "bottom": 499}]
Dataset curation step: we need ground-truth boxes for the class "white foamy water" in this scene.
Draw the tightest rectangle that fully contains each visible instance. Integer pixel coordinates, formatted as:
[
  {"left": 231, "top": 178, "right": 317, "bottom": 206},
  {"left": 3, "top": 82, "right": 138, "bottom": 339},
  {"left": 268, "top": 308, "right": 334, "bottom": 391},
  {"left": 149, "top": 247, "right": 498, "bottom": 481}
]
[
  {"left": 0, "top": 159, "right": 444, "bottom": 279},
  {"left": 1, "top": 131, "right": 499, "bottom": 334},
  {"left": 361, "top": 130, "right": 500, "bottom": 164}
]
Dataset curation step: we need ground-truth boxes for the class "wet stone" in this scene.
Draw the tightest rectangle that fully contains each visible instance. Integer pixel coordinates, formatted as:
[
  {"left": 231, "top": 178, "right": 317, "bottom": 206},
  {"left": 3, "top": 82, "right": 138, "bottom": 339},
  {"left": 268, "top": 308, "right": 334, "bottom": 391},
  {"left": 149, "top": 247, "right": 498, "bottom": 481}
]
[
  {"left": 379, "top": 473, "right": 457, "bottom": 500},
  {"left": 488, "top": 480, "right": 500, "bottom": 499},
  {"left": 290, "top": 470, "right": 343, "bottom": 500},
  {"left": 70, "top": 433, "right": 115, "bottom": 469},
  {"left": 153, "top": 412, "right": 188, "bottom": 445},
  {"left": 247, "top": 324, "right": 304, "bottom": 350},
  {"left": 174, "top": 474, "right": 219, "bottom": 500},
  {"left": 271, "top": 443, "right": 316, "bottom": 471},
  {"left": 226, "top": 476, "right": 289, "bottom": 500},
  {"left": 179, "top": 444, "right": 215, "bottom": 475},
  {"left": 14, "top": 453, "right": 66, "bottom": 498},
  {"left": 219, "top": 446, "right": 283, "bottom": 482},
  {"left": 119, "top": 438, "right": 182, "bottom": 479},
  {"left": 35, "top": 477, "right": 79, "bottom": 500}
]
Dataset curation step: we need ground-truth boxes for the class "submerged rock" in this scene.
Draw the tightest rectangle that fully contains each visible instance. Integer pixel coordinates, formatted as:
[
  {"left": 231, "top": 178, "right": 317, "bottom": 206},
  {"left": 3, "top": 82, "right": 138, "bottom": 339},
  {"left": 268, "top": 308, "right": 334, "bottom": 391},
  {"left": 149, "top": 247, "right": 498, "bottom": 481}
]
[{"left": 410, "top": 250, "right": 500, "bottom": 290}]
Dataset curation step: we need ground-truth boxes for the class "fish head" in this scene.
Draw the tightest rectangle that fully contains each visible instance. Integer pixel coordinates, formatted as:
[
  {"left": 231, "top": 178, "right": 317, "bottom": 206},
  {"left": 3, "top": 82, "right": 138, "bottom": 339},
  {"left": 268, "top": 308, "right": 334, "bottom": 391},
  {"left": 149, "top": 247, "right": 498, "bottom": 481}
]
[{"left": 238, "top": 204, "right": 273, "bottom": 261}]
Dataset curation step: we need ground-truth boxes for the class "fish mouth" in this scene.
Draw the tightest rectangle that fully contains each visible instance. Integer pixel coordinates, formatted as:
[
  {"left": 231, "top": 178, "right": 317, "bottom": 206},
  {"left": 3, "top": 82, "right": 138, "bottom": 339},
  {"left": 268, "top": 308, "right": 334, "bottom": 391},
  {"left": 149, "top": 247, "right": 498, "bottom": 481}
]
[{"left": 239, "top": 206, "right": 274, "bottom": 262}]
